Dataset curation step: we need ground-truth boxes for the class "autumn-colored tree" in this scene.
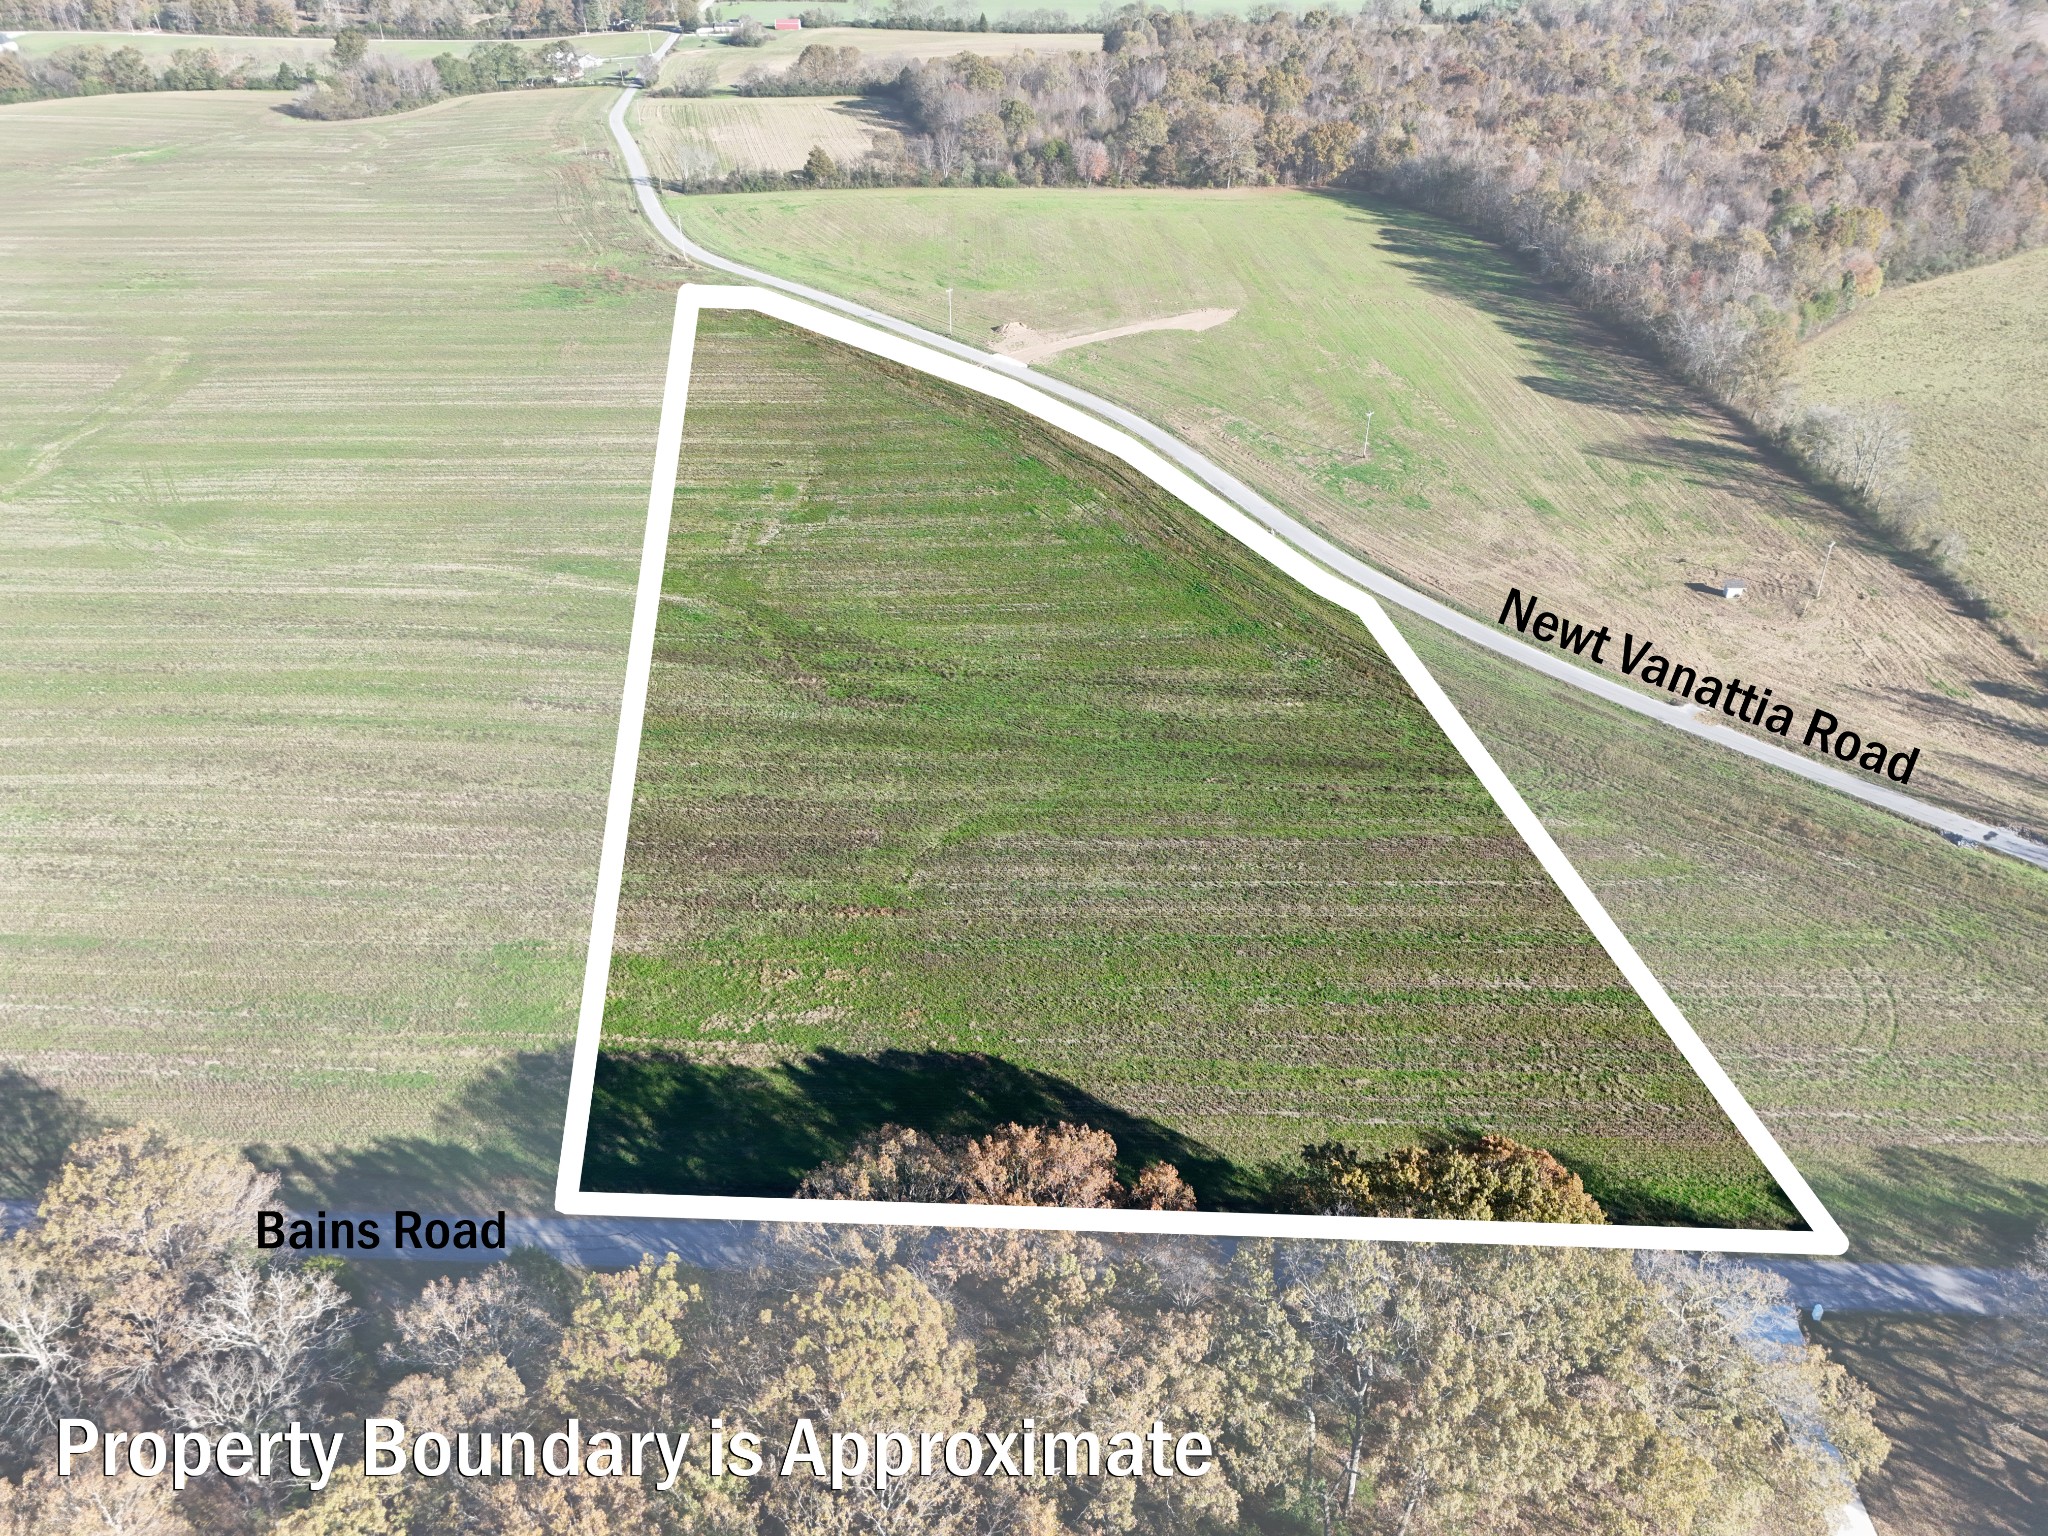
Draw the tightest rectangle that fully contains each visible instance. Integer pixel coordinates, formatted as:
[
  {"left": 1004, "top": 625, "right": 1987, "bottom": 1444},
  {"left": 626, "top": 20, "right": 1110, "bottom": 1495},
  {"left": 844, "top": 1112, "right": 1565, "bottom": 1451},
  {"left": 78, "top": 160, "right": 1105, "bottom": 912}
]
[
  {"left": 797, "top": 1122, "right": 1195, "bottom": 1211},
  {"left": 1292, "top": 1135, "right": 1608, "bottom": 1223}
]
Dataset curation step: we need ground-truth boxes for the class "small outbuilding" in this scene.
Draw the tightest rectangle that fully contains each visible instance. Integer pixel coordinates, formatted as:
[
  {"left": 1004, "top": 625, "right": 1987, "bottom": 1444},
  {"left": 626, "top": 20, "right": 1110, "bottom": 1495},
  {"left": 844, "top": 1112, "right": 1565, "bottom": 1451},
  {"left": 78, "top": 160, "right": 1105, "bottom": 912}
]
[{"left": 1722, "top": 580, "right": 1747, "bottom": 600}]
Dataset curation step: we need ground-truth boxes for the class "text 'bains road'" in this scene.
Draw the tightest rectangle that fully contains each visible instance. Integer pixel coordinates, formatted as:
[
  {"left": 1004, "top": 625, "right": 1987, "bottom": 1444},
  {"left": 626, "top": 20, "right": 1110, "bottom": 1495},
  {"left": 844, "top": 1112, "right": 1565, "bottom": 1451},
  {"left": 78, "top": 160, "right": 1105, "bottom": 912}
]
[{"left": 1498, "top": 589, "right": 1922, "bottom": 786}]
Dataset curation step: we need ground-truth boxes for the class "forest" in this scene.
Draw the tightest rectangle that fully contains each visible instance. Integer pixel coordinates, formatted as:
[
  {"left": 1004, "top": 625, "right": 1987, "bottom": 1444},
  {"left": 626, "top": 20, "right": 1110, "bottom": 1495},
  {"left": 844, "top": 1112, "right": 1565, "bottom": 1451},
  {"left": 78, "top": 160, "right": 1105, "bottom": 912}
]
[{"left": 0, "top": 1127, "right": 1902, "bottom": 1536}]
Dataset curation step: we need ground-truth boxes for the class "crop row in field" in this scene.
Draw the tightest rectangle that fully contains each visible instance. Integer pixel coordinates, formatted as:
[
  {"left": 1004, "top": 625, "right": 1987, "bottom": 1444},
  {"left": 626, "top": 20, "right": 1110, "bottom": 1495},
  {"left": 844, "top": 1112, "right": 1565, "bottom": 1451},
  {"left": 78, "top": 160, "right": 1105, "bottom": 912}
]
[{"left": 0, "top": 90, "right": 680, "bottom": 1203}]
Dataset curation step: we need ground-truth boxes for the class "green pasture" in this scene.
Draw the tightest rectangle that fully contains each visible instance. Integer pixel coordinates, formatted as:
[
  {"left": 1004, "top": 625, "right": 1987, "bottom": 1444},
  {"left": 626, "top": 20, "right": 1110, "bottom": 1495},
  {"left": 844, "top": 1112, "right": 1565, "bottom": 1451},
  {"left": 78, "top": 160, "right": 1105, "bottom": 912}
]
[
  {"left": 580, "top": 308, "right": 1795, "bottom": 1227},
  {"left": 656, "top": 182, "right": 2047, "bottom": 1258},
  {"left": 0, "top": 85, "right": 2040, "bottom": 1257},
  {"left": 1408, "top": 620, "right": 2048, "bottom": 1264}
]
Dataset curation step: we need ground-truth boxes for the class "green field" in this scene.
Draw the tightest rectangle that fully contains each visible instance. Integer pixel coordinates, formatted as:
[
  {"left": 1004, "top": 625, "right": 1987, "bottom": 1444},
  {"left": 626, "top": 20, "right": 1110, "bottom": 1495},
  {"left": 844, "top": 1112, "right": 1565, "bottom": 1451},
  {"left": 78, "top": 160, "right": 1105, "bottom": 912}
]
[
  {"left": 0, "top": 88, "right": 680, "bottom": 1206},
  {"left": 579, "top": 307, "right": 1794, "bottom": 1225},
  {"left": 1408, "top": 621, "right": 2048, "bottom": 1264},
  {"left": 1800, "top": 245, "right": 2048, "bottom": 646},
  {"left": 658, "top": 183, "right": 2047, "bottom": 1259},
  {"left": 669, "top": 186, "right": 2048, "bottom": 832},
  {"left": 1, "top": 85, "right": 2042, "bottom": 1260}
]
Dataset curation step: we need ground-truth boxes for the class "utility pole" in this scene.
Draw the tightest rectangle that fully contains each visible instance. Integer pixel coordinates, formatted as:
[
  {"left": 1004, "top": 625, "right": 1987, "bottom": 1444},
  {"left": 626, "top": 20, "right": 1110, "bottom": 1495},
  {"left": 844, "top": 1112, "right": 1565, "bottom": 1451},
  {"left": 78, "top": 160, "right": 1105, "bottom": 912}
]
[
  {"left": 1362, "top": 410, "right": 1374, "bottom": 458},
  {"left": 946, "top": 287, "right": 954, "bottom": 337},
  {"left": 1816, "top": 538, "right": 1836, "bottom": 597}
]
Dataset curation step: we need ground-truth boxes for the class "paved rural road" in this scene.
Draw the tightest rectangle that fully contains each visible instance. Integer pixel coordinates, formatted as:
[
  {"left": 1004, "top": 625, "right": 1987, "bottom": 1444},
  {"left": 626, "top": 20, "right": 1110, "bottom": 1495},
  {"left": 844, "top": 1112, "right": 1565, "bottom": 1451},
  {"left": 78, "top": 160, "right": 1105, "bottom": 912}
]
[
  {"left": 608, "top": 53, "right": 2048, "bottom": 874},
  {"left": 0, "top": 1198, "right": 2029, "bottom": 1312},
  {"left": 367, "top": 1214, "right": 2044, "bottom": 1317}
]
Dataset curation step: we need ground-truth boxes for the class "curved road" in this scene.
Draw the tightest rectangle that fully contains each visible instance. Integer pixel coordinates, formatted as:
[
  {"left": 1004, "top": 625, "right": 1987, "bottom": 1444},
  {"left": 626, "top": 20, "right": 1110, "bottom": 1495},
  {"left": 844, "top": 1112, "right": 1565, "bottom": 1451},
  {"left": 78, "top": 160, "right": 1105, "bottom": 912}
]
[{"left": 607, "top": 55, "right": 2048, "bottom": 873}]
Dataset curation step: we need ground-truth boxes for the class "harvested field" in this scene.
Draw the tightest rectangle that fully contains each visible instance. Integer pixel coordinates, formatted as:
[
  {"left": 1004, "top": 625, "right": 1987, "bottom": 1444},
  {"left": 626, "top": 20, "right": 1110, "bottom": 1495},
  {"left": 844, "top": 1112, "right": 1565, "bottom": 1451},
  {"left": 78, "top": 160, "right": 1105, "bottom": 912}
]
[
  {"left": 1800, "top": 245, "right": 2048, "bottom": 648},
  {"left": 631, "top": 94, "right": 896, "bottom": 179},
  {"left": 0, "top": 89, "right": 681, "bottom": 1204},
  {"left": 671, "top": 188, "right": 2048, "bottom": 832},
  {"left": 580, "top": 307, "right": 1796, "bottom": 1227}
]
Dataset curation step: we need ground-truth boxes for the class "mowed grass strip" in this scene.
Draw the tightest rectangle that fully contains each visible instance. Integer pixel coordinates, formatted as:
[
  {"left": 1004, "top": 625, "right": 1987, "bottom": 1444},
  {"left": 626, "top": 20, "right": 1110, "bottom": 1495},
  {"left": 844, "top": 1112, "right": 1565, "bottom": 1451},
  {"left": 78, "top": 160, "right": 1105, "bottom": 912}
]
[
  {"left": 585, "top": 309, "right": 1795, "bottom": 1226},
  {"left": 670, "top": 187, "right": 2048, "bottom": 828}
]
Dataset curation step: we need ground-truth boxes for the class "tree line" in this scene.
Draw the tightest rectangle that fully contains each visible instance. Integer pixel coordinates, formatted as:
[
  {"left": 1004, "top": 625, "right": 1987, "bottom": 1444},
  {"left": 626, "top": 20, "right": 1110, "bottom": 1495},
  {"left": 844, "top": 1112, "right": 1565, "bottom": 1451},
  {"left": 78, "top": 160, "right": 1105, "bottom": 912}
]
[
  {"left": 794, "top": 1119, "right": 1618, "bottom": 1225},
  {"left": 0, "top": 27, "right": 657, "bottom": 113},
  {"left": 0, "top": 0, "right": 688, "bottom": 41},
  {"left": 0, "top": 1123, "right": 1902, "bottom": 1534},
  {"left": 0, "top": 38, "right": 308, "bottom": 96}
]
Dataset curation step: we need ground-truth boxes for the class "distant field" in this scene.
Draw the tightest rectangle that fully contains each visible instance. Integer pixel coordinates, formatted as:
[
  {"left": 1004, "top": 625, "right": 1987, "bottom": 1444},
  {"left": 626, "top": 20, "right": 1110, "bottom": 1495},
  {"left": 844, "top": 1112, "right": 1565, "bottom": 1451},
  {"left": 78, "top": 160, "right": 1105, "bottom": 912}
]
[
  {"left": 579, "top": 307, "right": 1795, "bottom": 1227},
  {"left": 0, "top": 89, "right": 680, "bottom": 1205},
  {"left": 632, "top": 94, "right": 894, "bottom": 177},
  {"left": 3, "top": 27, "right": 663, "bottom": 65},
  {"left": 655, "top": 25, "right": 1100, "bottom": 89},
  {"left": 1801, "top": 245, "right": 2048, "bottom": 646},
  {"left": 669, "top": 188, "right": 2048, "bottom": 832}
]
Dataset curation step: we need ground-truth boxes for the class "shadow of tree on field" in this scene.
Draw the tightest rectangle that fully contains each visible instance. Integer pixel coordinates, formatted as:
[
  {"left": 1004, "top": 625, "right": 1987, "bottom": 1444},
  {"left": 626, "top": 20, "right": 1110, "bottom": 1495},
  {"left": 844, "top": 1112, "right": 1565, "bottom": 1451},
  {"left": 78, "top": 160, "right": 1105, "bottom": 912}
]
[
  {"left": 1311, "top": 193, "right": 1688, "bottom": 425},
  {"left": 1811, "top": 1312, "right": 2047, "bottom": 1536},
  {"left": 1809, "top": 1146, "right": 2048, "bottom": 1265},
  {"left": 253, "top": 1048, "right": 573, "bottom": 1213},
  {"left": 582, "top": 1048, "right": 1257, "bottom": 1209},
  {"left": 1586, "top": 431, "right": 1787, "bottom": 498},
  {"left": 0, "top": 1069, "right": 103, "bottom": 1201}
]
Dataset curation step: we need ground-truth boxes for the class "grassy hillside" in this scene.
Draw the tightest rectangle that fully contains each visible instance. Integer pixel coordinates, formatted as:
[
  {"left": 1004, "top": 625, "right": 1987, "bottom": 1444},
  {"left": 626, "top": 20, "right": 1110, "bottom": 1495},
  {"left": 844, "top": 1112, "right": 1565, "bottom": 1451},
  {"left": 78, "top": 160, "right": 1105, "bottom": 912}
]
[
  {"left": 654, "top": 26, "right": 1102, "bottom": 91},
  {"left": 1800, "top": 245, "right": 2048, "bottom": 646},
  {"left": 582, "top": 308, "right": 1793, "bottom": 1226},
  {"left": 0, "top": 89, "right": 680, "bottom": 1202},
  {"left": 671, "top": 186, "right": 2048, "bottom": 831},
  {"left": 632, "top": 94, "right": 896, "bottom": 178}
]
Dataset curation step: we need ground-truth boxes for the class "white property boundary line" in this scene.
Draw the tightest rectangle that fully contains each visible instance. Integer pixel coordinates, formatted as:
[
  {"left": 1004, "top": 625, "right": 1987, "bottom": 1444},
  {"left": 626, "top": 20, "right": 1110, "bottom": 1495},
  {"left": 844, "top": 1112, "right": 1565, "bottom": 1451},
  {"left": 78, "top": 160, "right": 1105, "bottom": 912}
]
[{"left": 556, "top": 284, "right": 1848, "bottom": 1257}]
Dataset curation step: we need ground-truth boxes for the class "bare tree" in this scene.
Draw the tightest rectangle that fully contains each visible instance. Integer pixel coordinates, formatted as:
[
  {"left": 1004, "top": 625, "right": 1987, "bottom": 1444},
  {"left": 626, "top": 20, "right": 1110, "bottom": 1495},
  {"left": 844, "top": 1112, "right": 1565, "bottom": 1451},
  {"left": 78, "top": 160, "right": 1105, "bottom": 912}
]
[{"left": 163, "top": 1264, "right": 352, "bottom": 1435}]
